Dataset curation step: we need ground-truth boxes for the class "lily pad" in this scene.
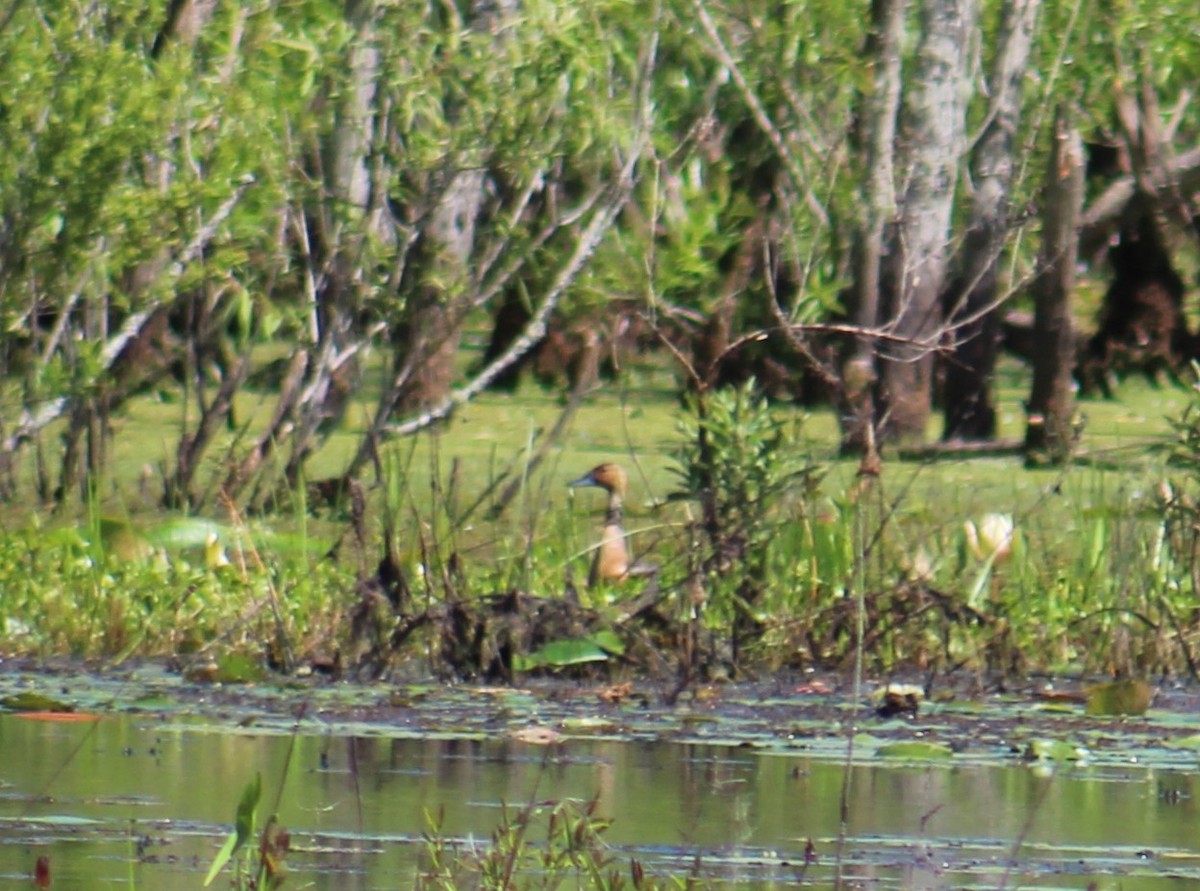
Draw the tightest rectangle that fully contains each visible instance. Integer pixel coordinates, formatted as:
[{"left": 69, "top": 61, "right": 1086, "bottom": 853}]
[
  {"left": 875, "top": 740, "right": 954, "bottom": 761},
  {"left": 185, "top": 654, "right": 267, "bottom": 685},
  {"left": 1086, "top": 679, "right": 1153, "bottom": 716},
  {"left": 1, "top": 692, "right": 75, "bottom": 713},
  {"left": 515, "top": 638, "right": 610, "bottom": 671},
  {"left": 561, "top": 716, "right": 619, "bottom": 734}
]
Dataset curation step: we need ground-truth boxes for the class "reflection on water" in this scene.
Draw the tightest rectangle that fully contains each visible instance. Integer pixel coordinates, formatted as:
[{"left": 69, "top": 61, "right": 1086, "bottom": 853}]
[{"left": 0, "top": 713, "right": 1197, "bottom": 889}]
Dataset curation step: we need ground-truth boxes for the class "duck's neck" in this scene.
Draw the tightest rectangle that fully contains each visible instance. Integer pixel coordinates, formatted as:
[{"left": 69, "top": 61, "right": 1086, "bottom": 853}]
[
  {"left": 604, "top": 490, "right": 624, "bottom": 527},
  {"left": 592, "top": 492, "right": 629, "bottom": 586}
]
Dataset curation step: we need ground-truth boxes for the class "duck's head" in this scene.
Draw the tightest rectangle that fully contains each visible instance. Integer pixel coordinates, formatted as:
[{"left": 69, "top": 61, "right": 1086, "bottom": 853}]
[{"left": 568, "top": 463, "right": 627, "bottom": 498}]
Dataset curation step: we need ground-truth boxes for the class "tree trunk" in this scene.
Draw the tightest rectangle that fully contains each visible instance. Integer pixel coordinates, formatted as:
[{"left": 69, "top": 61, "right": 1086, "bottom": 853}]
[
  {"left": 392, "top": 167, "right": 489, "bottom": 415},
  {"left": 151, "top": 0, "right": 218, "bottom": 58},
  {"left": 281, "top": 0, "right": 381, "bottom": 486},
  {"left": 390, "top": 0, "right": 517, "bottom": 415},
  {"left": 878, "top": 0, "right": 978, "bottom": 443},
  {"left": 1025, "top": 107, "right": 1084, "bottom": 462},
  {"left": 942, "top": 0, "right": 1040, "bottom": 440},
  {"left": 840, "top": 0, "right": 907, "bottom": 455}
]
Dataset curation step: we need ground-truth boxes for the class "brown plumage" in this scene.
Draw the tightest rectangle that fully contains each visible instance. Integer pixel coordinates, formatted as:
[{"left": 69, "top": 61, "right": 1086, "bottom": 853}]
[
  {"left": 569, "top": 464, "right": 665, "bottom": 629},
  {"left": 569, "top": 463, "right": 629, "bottom": 586},
  {"left": 568, "top": 463, "right": 646, "bottom": 588}
]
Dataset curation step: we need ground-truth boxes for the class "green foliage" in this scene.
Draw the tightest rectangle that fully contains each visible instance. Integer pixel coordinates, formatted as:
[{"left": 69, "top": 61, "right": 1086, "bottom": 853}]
[
  {"left": 1167, "top": 363, "right": 1200, "bottom": 469},
  {"left": 204, "top": 771, "right": 261, "bottom": 887},
  {"left": 672, "top": 381, "right": 817, "bottom": 659},
  {"left": 0, "top": 514, "right": 342, "bottom": 661},
  {"left": 515, "top": 631, "right": 625, "bottom": 672},
  {"left": 203, "top": 769, "right": 291, "bottom": 890},
  {"left": 418, "top": 796, "right": 675, "bottom": 891}
]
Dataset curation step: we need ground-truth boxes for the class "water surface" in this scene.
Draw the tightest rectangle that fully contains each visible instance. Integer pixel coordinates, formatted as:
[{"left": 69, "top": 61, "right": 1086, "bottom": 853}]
[{"left": 3, "top": 703, "right": 1200, "bottom": 889}]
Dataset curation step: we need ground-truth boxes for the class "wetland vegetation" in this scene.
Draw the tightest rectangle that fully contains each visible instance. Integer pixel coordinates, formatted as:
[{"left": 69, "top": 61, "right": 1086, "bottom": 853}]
[
  {"left": 2, "top": 0, "right": 1200, "bottom": 682},
  {"left": 6, "top": 1, "right": 1200, "bottom": 886},
  {"left": 3, "top": 362, "right": 1200, "bottom": 684}
]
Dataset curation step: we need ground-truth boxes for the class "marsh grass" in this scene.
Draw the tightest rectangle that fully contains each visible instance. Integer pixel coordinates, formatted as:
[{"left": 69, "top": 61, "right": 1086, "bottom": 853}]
[
  {"left": 1, "top": 356, "right": 1198, "bottom": 678},
  {"left": 417, "top": 794, "right": 678, "bottom": 891}
]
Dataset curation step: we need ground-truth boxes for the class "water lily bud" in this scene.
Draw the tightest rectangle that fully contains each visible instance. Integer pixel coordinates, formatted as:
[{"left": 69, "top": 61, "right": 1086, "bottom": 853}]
[
  {"left": 964, "top": 513, "right": 1014, "bottom": 563},
  {"left": 205, "top": 532, "right": 231, "bottom": 569}
]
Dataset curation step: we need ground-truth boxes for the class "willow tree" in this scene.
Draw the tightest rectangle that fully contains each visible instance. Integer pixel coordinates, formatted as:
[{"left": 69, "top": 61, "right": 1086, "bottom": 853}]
[
  {"left": 0, "top": 1, "right": 281, "bottom": 504},
  {"left": 342, "top": 0, "right": 656, "bottom": 478}
]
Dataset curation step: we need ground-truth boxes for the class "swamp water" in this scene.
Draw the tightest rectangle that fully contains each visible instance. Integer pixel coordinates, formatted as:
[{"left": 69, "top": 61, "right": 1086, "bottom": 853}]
[{"left": 2, "top": 669, "right": 1200, "bottom": 889}]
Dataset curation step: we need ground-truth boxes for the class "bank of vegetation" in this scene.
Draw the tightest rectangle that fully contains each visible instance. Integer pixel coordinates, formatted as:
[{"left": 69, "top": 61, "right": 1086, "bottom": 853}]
[{"left": 1, "top": 0, "right": 1200, "bottom": 682}]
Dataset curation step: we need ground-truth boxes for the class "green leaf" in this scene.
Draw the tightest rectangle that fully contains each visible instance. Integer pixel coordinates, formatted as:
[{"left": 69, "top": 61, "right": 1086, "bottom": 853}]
[
  {"left": 0, "top": 692, "right": 74, "bottom": 713},
  {"left": 518, "top": 639, "right": 610, "bottom": 670},
  {"left": 1024, "top": 738, "right": 1089, "bottom": 762},
  {"left": 204, "top": 772, "right": 261, "bottom": 887},
  {"left": 588, "top": 629, "right": 625, "bottom": 655},
  {"left": 875, "top": 740, "right": 954, "bottom": 761},
  {"left": 1085, "top": 679, "right": 1153, "bottom": 716},
  {"left": 204, "top": 831, "right": 240, "bottom": 888}
]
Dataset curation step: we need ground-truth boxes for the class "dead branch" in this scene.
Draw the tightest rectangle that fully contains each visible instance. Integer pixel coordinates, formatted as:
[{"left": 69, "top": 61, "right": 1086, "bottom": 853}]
[{"left": 1079, "top": 143, "right": 1200, "bottom": 258}]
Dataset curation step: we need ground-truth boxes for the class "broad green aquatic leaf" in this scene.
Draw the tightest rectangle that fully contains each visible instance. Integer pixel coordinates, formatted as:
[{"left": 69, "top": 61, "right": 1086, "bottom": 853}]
[
  {"left": 589, "top": 629, "right": 625, "bottom": 655},
  {"left": 1086, "top": 679, "right": 1153, "bottom": 716},
  {"left": 1024, "top": 738, "right": 1089, "bottom": 762},
  {"left": 99, "top": 518, "right": 155, "bottom": 562},
  {"left": 875, "top": 741, "right": 954, "bottom": 761},
  {"left": 143, "top": 517, "right": 225, "bottom": 549},
  {"left": 130, "top": 693, "right": 178, "bottom": 710},
  {"left": 1, "top": 692, "right": 74, "bottom": 713},
  {"left": 1035, "top": 702, "right": 1080, "bottom": 715},
  {"left": 518, "top": 639, "right": 609, "bottom": 670},
  {"left": 561, "top": 716, "right": 619, "bottom": 733},
  {"left": 216, "top": 654, "right": 266, "bottom": 684},
  {"left": 204, "top": 772, "right": 261, "bottom": 886},
  {"left": 186, "top": 654, "right": 266, "bottom": 684}
]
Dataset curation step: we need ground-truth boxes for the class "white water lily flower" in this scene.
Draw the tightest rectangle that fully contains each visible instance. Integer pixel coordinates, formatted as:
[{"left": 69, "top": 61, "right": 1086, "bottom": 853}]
[
  {"left": 903, "top": 546, "right": 935, "bottom": 582},
  {"left": 205, "top": 532, "right": 231, "bottom": 569},
  {"left": 964, "top": 513, "right": 1015, "bottom": 563}
]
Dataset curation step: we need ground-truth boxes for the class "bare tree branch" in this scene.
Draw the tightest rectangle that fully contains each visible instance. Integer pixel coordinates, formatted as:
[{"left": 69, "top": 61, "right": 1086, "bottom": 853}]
[
  {"left": 689, "top": 0, "right": 829, "bottom": 227},
  {"left": 385, "top": 162, "right": 641, "bottom": 439},
  {"left": 361, "top": 31, "right": 660, "bottom": 448},
  {"left": 1079, "top": 143, "right": 1200, "bottom": 257}
]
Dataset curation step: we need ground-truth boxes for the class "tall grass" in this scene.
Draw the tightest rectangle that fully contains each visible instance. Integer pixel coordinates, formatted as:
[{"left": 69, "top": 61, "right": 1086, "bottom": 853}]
[{"left": 0, "top": 368, "right": 1197, "bottom": 679}]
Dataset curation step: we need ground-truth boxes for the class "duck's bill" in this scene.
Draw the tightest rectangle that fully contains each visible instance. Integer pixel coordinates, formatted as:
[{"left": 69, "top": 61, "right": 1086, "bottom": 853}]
[{"left": 567, "top": 472, "right": 598, "bottom": 488}]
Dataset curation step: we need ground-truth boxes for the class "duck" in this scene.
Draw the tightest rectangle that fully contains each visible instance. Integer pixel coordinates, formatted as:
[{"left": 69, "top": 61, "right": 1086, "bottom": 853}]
[{"left": 568, "top": 463, "right": 656, "bottom": 588}]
